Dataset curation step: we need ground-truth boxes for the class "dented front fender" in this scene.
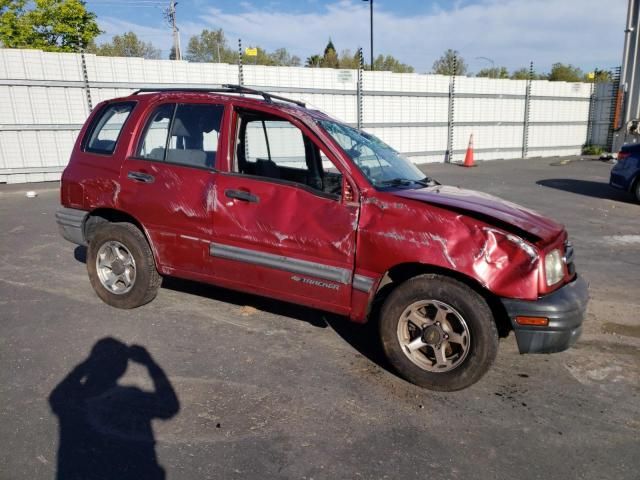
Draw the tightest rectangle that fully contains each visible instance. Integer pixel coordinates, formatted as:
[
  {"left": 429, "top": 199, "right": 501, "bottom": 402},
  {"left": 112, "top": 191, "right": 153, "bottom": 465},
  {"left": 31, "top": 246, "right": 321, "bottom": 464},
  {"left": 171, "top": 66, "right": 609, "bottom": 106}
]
[{"left": 356, "top": 191, "right": 544, "bottom": 301}]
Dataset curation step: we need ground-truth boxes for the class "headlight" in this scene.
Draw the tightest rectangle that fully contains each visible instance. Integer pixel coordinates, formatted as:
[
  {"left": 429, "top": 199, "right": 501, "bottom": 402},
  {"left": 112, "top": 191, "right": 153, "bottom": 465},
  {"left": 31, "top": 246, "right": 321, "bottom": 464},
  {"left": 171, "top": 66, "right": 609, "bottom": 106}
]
[{"left": 544, "top": 249, "right": 564, "bottom": 286}]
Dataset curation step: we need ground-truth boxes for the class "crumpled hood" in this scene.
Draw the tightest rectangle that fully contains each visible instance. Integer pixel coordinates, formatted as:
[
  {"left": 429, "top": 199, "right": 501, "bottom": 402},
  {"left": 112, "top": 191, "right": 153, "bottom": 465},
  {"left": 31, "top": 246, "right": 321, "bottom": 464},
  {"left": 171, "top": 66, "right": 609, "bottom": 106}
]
[{"left": 392, "top": 185, "right": 564, "bottom": 243}]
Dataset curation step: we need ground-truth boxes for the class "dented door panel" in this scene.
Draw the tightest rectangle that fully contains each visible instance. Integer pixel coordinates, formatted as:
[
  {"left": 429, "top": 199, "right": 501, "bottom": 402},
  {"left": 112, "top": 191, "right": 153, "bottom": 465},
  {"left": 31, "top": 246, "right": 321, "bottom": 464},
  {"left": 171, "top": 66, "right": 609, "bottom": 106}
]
[
  {"left": 210, "top": 175, "right": 359, "bottom": 310},
  {"left": 118, "top": 159, "right": 218, "bottom": 274}
]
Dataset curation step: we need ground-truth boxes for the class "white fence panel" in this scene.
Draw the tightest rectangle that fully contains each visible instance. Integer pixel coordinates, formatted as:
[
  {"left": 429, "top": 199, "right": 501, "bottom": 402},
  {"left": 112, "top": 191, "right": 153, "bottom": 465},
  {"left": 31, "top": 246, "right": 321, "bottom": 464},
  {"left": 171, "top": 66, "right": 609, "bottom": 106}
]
[{"left": 0, "top": 48, "right": 612, "bottom": 183}]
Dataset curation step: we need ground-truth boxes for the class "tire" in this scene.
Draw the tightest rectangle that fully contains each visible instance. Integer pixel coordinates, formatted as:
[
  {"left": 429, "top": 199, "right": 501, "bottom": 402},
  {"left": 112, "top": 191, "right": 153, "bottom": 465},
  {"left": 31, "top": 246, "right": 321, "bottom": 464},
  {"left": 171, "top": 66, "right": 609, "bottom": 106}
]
[
  {"left": 633, "top": 177, "right": 640, "bottom": 203},
  {"left": 379, "top": 274, "right": 498, "bottom": 391},
  {"left": 87, "top": 222, "right": 161, "bottom": 309}
]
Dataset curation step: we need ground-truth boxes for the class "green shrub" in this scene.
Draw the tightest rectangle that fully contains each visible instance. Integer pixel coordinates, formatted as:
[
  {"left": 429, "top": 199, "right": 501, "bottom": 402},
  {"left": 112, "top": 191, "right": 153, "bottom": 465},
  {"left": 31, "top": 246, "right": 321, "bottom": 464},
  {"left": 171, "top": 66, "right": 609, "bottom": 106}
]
[{"left": 582, "top": 144, "right": 605, "bottom": 156}]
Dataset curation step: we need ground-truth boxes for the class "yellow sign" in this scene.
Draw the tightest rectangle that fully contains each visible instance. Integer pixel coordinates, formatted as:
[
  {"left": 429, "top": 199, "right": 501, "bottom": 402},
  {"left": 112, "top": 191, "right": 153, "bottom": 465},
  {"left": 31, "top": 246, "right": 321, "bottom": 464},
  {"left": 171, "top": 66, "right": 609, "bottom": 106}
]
[
  {"left": 245, "top": 47, "right": 258, "bottom": 56},
  {"left": 587, "top": 72, "right": 595, "bottom": 80}
]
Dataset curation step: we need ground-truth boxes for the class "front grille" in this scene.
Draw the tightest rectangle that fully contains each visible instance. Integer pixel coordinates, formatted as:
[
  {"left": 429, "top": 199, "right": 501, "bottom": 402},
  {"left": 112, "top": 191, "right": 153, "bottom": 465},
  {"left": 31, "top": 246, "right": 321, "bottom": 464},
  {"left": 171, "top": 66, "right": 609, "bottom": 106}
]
[{"left": 564, "top": 240, "right": 576, "bottom": 276}]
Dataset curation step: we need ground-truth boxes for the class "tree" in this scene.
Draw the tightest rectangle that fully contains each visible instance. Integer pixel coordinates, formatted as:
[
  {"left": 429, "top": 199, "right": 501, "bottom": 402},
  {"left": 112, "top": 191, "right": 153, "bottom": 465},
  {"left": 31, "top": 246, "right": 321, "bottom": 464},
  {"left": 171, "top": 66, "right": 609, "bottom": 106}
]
[
  {"left": 185, "top": 28, "right": 235, "bottom": 63},
  {"left": 510, "top": 68, "right": 531, "bottom": 80},
  {"left": 304, "top": 44, "right": 414, "bottom": 73},
  {"left": 324, "top": 39, "right": 336, "bottom": 57},
  {"left": 584, "top": 69, "right": 612, "bottom": 83},
  {"left": 510, "top": 67, "right": 546, "bottom": 80},
  {"left": 432, "top": 49, "right": 468, "bottom": 76},
  {"left": 305, "top": 54, "right": 321, "bottom": 67},
  {"left": 547, "top": 63, "right": 584, "bottom": 82},
  {"left": 338, "top": 49, "right": 360, "bottom": 69},
  {"left": 0, "top": 0, "right": 30, "bottom": 47},
  {"left": 241, "top": 46, "right": 273, "bottom": 65},
  {"left": 89, "top": 32, "right": 160, "bottom": 59},
  {"left": 321, "top": 39, "right": 339, "bottom": 68},
  {"left": 268, "top": 47, "right": 300, "bottom": 67},
  {"left": 476, "top": 66, "right": 509, "bottom": 79},
  {"left": 372, "top": 54, "right": 414, "bottom": 73},
  {"left": 185, "top": 29, "right": 298, "bottom": 66},
  {"left": 0, "top": 0, "right": 100, "bottom": 51}
]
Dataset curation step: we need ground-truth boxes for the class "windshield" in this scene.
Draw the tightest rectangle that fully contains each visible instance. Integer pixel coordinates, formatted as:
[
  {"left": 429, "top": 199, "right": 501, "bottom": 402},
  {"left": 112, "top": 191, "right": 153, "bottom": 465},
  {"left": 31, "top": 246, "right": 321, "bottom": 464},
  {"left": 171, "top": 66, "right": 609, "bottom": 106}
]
[{"left": 318, "top": 119, "right": 431, "bottom": 188}]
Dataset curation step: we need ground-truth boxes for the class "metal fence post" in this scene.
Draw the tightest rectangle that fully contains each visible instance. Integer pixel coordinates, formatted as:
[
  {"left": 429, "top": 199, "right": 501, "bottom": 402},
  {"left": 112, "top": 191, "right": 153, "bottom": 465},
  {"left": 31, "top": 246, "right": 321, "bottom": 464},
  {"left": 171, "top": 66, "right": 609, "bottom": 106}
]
[
  {"left": 238, "top": 38, "right": 244, "bottom": 86},
  {"left": 357, "top": 47, "right": 363, "bottom": 130},
  {"left": 80, "top": 48, "right": 93, "bottom": 112},
  {"left": 521, "top": 61, "right": 533, "bottom": 158},
  {"left": 445, "top": 56, "right": 457, "bottom": 163},
  {"left": 586, "top": 69, "right": 598, "bottom": 146}
]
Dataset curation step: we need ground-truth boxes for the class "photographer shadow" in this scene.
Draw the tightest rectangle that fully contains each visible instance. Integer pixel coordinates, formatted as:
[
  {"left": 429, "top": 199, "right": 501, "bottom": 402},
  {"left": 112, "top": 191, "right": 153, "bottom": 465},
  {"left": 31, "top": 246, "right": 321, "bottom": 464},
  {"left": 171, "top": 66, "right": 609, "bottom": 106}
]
[{"left": 49, "top": 337, "right": 180, "bottom": 480}]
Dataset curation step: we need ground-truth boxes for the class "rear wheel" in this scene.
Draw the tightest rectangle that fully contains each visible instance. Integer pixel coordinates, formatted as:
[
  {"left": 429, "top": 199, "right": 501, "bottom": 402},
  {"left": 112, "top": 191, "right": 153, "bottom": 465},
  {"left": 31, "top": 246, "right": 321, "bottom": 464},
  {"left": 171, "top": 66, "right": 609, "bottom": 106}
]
[
  {"left": 379, "top": 274, "right": 498, "bottom": 391},
  {"left": 87, "top": 222, "right": 161, "bottom": 309}
]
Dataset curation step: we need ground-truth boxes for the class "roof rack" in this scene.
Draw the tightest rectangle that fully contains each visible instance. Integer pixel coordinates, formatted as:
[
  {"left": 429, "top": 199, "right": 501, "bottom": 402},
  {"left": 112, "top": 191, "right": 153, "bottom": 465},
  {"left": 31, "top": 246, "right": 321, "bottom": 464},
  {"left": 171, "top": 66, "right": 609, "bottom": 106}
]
[{"left": 131, "top": 84, "right": 306, "bottom": 108}]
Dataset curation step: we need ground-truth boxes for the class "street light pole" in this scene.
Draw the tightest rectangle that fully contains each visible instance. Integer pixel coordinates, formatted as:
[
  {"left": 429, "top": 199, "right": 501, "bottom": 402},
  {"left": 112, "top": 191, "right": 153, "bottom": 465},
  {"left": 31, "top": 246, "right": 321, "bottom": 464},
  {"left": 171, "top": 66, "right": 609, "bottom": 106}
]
[
  {"left": 475, "top": 56, "right": 495, "bottom": 76},
  {"left": 363, "top": 0, "right": 374, "bottom": 70}
]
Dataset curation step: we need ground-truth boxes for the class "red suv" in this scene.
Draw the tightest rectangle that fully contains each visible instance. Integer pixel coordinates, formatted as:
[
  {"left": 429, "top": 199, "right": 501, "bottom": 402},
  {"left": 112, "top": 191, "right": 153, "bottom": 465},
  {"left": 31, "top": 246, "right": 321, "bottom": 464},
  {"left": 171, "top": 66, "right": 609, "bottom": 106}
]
[{"left": 56, "top": 85, "right": 588, "bottom": 391}]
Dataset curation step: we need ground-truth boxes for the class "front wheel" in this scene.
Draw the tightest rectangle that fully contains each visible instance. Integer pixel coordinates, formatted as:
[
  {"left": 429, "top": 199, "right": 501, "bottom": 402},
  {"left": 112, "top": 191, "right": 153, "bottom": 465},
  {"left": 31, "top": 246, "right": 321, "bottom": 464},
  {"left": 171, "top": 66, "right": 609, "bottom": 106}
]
[
  {"left": 87, "top": 222, "right": 161, "bottom": 309},
  {"left": 633, "top": 178, "right": 640, "bottom": 203},
  {"left": 379, "top": 274, "right": 498, "bottom": 391}
]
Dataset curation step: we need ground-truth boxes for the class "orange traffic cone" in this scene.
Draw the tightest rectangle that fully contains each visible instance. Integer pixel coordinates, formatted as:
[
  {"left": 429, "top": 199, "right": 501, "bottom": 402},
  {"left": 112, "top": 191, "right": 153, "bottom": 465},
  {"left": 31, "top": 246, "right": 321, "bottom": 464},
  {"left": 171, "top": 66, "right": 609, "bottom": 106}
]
[{"left": 463, "top": 134, "right": 475, "bottom": 167}]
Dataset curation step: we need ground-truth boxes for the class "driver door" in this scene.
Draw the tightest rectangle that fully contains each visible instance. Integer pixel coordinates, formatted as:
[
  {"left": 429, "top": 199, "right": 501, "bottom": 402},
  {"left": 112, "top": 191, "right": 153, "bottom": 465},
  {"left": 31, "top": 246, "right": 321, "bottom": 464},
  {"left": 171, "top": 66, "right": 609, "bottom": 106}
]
[{"left": 209, "top": 108, "right": 359, "bottom": 314}]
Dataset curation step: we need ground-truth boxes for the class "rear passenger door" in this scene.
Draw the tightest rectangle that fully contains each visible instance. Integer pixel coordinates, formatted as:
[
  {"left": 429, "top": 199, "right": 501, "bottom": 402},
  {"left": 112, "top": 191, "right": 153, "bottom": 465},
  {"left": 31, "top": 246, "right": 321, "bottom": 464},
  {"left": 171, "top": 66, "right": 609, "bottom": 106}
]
[{"left": 118, "top": 101, "right": 226, "bottom": 275}]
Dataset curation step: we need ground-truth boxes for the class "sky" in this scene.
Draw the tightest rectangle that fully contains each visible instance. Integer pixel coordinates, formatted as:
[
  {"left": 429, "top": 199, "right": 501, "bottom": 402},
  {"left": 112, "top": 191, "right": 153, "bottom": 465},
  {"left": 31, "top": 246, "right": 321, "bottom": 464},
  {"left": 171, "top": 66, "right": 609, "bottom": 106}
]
[{"left": 85, "top": 0, "right": 628, "bottom": 74}]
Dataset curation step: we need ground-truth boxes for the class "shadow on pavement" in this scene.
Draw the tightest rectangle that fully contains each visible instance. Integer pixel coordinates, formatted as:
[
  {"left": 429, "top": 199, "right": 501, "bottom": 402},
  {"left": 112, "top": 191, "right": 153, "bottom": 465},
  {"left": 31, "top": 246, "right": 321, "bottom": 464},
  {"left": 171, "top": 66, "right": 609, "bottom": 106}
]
[
  {"left": 326, "top": 282, "right": 395, "bottom": 374},
  {"left": 74, "top": 245, "right": 327, "bottom": 329},
  {"left": 162, "top": 277, "right": 395, "bottom": 373},
  {"left": 49, "top": 338, "right": 180, "bottom": 480},
  {"left": 71, "top": 247, "right": 393, "bottom": 371},
  {"left": 162, "top": 276, "right": 331, "bottom": 329},
  {"left": 537, "top": 178, "right": 633, "bottom": 202},
  {"left": 74, "top": 245, "right": 87, "bottom": 263}
]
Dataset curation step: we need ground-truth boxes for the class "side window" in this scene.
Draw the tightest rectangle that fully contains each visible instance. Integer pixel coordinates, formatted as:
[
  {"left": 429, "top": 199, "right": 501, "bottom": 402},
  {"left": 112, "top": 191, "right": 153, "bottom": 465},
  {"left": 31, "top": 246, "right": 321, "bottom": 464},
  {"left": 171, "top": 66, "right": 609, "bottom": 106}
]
[
  {"left": 235, "top": 114, "right": 342, "bottom": 198},
  {"left": 137, "top": 103, "right": 224, "bottom": 168},
  {"left": 137, "top": 104, "right": 174, "bottom": 161},
  {"left": 84, "top": 102, "right": 135, "bottom": 155},
  {"left": 167, "top": 104, "right": 223, "bottom": 167},
  {"left": 245, "top": 121, "right": 307, "bottom": 169}
]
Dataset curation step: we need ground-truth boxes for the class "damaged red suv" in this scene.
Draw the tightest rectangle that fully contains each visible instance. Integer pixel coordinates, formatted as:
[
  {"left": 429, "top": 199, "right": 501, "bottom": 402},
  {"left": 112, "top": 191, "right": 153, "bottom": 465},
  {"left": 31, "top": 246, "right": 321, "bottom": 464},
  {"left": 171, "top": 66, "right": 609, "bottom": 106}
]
[{"left": 57, "top": 86, "right": 588, "bottom": 391}]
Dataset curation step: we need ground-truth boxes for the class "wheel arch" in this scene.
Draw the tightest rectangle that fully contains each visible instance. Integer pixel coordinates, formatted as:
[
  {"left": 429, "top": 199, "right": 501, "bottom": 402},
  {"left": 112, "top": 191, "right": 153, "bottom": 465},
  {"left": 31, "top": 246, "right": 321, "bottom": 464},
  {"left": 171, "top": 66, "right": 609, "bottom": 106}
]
[
  {"left": 369, "top": 262, "right": 512, "bottom": 338},
  {"left": 84, "top": 208, "right": 160, "bottom": 269},
  {"left": 630, "top": 172, "right": 640, "bottom": 194}
]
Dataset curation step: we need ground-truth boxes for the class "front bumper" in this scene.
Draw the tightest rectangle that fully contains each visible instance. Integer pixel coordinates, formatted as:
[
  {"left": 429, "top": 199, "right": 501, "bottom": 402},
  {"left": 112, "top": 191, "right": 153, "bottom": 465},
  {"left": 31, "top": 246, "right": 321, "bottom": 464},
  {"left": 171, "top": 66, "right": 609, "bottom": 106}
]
[
  {"left": 55, "top": 207, "right": 88, "bottom": 246},
  {"left": 500, "top": 276, "right": 589, "bottom": 354}
]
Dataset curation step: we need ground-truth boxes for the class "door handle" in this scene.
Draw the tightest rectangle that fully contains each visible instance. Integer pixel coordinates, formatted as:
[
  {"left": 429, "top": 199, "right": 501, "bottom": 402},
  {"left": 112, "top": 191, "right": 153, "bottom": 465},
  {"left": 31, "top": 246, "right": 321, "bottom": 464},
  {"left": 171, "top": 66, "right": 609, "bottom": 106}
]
[
  {"left": 225, "top": 189, "right": 259, "bottom": 203},
  {"left": 127, "top": 171, "right": 155, "bottom": 183}
]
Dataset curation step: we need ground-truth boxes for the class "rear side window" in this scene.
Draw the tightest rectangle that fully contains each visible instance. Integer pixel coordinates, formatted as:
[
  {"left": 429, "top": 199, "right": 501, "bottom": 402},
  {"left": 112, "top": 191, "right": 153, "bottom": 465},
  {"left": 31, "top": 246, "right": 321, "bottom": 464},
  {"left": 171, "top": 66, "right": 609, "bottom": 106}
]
[
  {"left": 136, "top": 103, "right": 224, "bottom": 168},
  {"left": 84, "top": 102, "right": 135, "bottom": 154},
  {"left": 137, "top": 104, "right": 174, "bottom": 161}
]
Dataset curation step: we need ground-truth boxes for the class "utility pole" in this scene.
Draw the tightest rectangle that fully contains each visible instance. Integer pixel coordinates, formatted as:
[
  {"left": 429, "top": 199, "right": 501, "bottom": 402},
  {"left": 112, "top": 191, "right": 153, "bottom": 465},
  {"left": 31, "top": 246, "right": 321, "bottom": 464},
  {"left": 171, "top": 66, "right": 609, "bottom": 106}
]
[{"left": 165, "top": 1, "right": 181, "bottom": 60}]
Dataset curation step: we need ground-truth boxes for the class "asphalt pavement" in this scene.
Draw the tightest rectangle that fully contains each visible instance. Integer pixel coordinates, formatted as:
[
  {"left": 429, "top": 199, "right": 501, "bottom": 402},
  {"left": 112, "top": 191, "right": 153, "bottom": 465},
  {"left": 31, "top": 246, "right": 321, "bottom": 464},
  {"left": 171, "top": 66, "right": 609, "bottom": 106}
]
[{"left": 1, "top": 156, "right": 638, "bottom": 479}]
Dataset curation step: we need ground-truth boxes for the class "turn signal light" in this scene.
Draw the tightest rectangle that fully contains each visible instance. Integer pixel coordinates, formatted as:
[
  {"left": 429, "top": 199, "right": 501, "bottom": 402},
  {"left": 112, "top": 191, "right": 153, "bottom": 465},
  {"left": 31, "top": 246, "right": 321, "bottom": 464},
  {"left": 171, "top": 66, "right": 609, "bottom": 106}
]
[
  {"left": 344, "top": 183, "right": 354, "bottom": 202},
  {"left": 516, "top": 316, "right": 549, "bottom": 326}
]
